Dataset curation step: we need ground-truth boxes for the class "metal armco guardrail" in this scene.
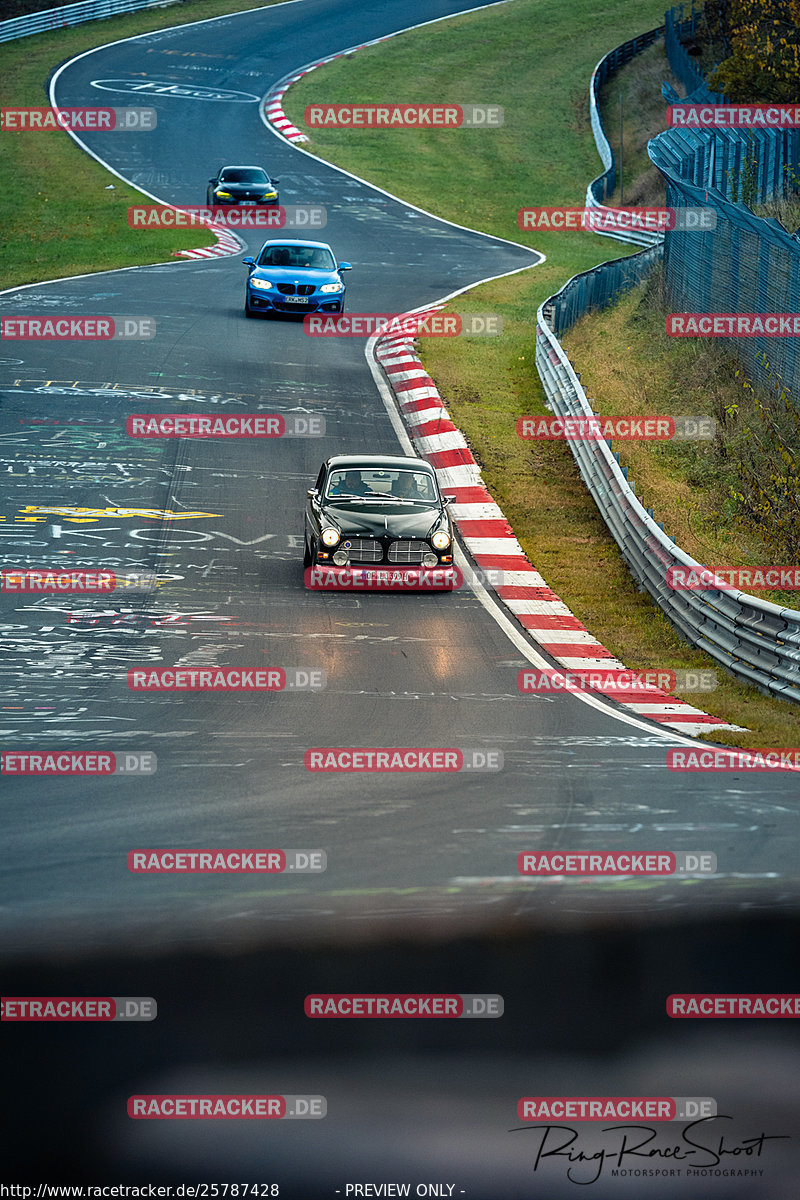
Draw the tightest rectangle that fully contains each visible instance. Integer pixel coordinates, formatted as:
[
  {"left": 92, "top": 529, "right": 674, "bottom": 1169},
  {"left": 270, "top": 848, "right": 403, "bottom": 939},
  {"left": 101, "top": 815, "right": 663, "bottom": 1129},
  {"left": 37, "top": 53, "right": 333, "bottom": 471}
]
[
  {"left": 585, "top": 10, "right": 711, "bottom": 249},
  {"left": 0, "top": 0, "right": 178, "bottom": 43},
  {"left": 536, "top": 264, "right": 800, "bottom": 706},
  {"left": 586, "top": 26, "right": 666, "bottom": 247},
  {"left": 536, "top": 14, "right": 800, "bottom": 706}
]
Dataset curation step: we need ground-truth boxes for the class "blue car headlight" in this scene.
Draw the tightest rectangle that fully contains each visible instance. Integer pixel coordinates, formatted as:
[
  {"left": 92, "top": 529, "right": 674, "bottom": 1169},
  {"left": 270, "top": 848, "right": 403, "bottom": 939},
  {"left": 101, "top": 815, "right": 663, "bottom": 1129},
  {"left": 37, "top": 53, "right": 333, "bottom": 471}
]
[
  {"left": 319, "top": 281, "right": 344, "bottom": 294},
  {"left": 249, "top": 278, "right": 272, "bottom": 290}
]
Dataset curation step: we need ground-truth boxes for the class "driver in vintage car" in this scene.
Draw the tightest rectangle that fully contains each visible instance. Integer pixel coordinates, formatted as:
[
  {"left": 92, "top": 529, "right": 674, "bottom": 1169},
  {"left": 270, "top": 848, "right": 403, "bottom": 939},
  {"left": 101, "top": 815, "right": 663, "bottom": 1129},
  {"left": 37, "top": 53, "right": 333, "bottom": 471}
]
[
  {"left": 329, "top": 470, "right": 371, "bottom": 498},
  {"left": 398, "top": 473, "right": 428, "bottom": 499}
]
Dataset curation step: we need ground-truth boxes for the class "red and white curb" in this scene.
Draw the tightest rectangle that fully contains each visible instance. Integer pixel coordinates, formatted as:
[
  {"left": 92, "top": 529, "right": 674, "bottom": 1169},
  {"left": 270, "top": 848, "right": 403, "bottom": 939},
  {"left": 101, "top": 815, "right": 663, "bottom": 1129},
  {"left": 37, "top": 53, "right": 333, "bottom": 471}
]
[
  {"left": 262, "top": 37, "right": 394, "bottom": 144},
  {"left": 263, "top": 75, "right": 310, "bottom": 143},
  {"left": 171, "top": 220, "right": 245, "bottom": 260},
  {"left": 375, "top": 322, "right": 743, "bottom": 737}
]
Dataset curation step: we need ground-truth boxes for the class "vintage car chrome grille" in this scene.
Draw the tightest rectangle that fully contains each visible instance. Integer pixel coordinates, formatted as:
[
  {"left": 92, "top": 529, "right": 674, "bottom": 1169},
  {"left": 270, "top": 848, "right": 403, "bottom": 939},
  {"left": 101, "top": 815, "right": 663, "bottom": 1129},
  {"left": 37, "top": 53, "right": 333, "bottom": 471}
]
[
  {"left": 388, "top": 539, "right": 429, "bottom": 564},
  {"left": 341, "top": 537, "right": 383, "bottom": 562}
]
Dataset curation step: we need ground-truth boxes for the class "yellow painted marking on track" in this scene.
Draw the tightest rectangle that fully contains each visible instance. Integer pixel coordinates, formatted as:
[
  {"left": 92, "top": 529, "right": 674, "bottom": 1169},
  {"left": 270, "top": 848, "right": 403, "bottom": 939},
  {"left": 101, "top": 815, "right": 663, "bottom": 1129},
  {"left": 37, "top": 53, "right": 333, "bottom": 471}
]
[{"left": 18, "top": 506, "right": 222, "bottom": 522}]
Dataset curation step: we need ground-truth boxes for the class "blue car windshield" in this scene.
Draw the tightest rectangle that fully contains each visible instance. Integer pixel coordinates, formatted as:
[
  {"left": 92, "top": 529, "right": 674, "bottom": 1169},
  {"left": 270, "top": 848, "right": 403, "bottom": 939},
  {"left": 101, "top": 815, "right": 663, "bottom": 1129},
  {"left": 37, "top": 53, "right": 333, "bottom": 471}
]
[{"left": 258, "top": 246, "right": 335, "bottom": 269}]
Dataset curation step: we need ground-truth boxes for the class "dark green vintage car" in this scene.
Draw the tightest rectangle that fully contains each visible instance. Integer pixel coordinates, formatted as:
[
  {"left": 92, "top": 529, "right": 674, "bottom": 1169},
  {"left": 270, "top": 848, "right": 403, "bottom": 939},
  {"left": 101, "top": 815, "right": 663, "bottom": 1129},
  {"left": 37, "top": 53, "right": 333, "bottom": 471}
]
[{"left": 304, "top": 454, "right": 455, "bottom": 583}]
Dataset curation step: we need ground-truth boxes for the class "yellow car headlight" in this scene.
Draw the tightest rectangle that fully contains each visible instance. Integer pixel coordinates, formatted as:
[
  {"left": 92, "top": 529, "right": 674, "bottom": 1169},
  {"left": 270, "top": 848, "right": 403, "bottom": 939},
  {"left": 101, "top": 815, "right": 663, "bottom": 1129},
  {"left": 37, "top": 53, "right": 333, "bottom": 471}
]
[
  {"left": 262, "top": 191, "right": 277, "bottom": 200},
  {"left": 321, "top": 527, "right": 341, "bottom": 547},
  {"left": 431, "top": 530, "right": 451, "bottom": 551},
  {"left": 214, "top": 189, "right": 233, "bottom": 199}
]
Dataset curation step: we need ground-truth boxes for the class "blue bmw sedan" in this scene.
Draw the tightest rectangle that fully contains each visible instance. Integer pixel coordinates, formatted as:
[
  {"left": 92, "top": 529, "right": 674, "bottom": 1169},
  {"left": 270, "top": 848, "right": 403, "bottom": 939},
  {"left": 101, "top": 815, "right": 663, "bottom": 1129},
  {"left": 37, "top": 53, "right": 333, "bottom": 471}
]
[{"left": 242, "top": 240, "right": 352, "bottom": 317}]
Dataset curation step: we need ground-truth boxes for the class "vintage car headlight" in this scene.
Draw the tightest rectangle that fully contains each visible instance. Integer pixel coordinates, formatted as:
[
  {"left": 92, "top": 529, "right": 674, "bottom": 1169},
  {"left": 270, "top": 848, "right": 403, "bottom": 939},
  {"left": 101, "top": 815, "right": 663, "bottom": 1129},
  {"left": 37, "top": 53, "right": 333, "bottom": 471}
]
[
  {"left": 431, "top": 530, "right": 451, "bottom": 551},
  {"left": 249, "top": 277, "right": 272, "bottom": 290},
  {"left": 333, "top": 550, "right": 349, "bottom": 565},
  {"left": 423, "top": 553, "right": 439, "bottom": 567},
  {"left": 321, "top": 527, "right": 341, "bottom": 547},
  {"left": 319, "top": 281, "right": 344, "bottom": 293}
]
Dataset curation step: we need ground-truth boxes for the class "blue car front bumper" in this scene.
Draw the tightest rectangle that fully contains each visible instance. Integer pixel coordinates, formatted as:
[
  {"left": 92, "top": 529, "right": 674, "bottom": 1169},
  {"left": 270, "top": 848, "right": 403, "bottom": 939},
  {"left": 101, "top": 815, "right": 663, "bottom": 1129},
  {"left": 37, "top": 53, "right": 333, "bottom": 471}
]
[{"left": 246, "top": 287, "right": 344, "bottom": 314}]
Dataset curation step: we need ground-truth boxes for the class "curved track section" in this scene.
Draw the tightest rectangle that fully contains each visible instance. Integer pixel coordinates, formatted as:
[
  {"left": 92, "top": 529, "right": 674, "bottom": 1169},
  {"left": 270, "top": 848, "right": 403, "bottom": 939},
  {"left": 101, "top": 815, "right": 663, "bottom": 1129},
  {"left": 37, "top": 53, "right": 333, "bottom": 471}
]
[
  {"left": 0, "top": 0, "right": 797, "bottom": 954},
  {"left": 2, "top": 3, "right": 800, "bottom": 1193}
]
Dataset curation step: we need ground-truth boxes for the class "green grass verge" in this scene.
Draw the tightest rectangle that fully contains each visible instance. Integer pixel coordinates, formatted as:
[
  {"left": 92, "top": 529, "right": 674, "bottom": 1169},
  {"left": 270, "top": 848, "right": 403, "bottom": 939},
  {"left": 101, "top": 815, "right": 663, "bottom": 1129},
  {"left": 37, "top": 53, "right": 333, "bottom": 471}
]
[
  {"left": 562, "top": 270, "right": 800, "bottom": 599},
  {"left": 0, "top": 0, "right": 283, "bottom": 288},
  {"left": 283, "top": 0, "right": 800, "bottom": 745}
]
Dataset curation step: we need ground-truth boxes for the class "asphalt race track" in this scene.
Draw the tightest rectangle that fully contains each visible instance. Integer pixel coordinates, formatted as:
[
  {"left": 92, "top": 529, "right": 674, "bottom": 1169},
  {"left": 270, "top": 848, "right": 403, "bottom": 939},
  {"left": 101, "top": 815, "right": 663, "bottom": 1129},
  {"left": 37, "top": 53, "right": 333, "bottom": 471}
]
[{"left": 2, "top": 1, "right": 800, "bottom": 1194}]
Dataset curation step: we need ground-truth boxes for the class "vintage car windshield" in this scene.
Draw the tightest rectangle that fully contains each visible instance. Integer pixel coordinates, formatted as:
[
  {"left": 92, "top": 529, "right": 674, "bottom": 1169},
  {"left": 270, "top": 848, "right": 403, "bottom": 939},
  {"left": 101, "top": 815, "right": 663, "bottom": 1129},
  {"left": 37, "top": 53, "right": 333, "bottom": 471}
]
[
  {"left": 325, "top": 469, "right": 439, "bottom": 504},
  {"left": 257, "top": 245, "right": 336, "bottom": 269}
]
